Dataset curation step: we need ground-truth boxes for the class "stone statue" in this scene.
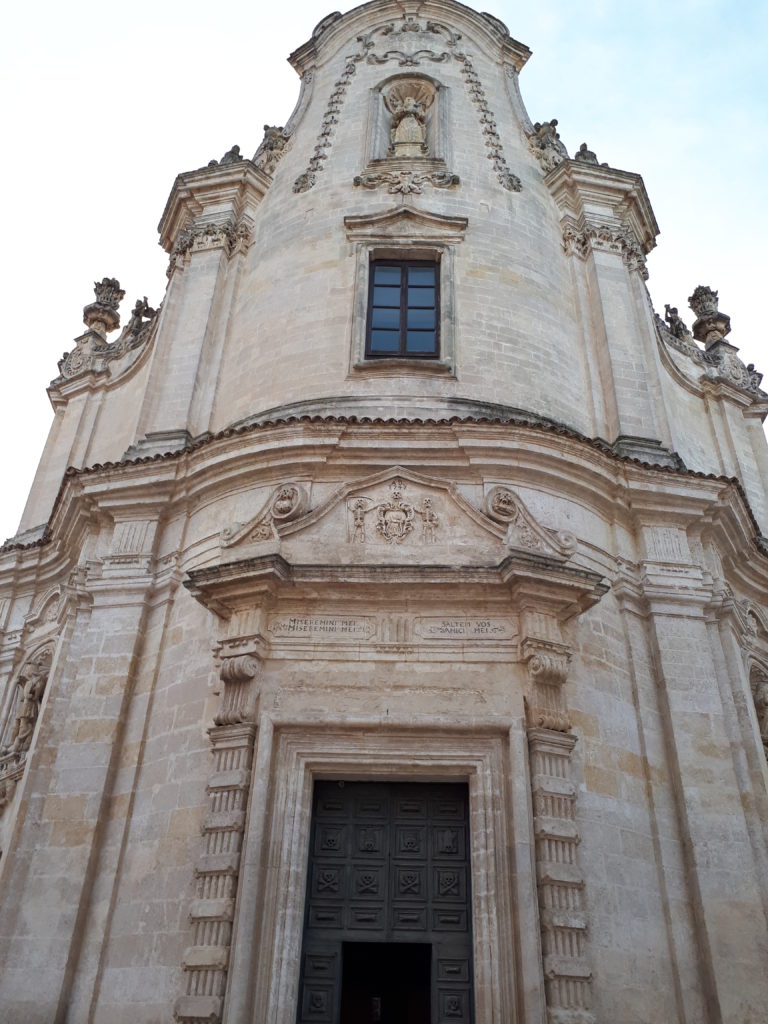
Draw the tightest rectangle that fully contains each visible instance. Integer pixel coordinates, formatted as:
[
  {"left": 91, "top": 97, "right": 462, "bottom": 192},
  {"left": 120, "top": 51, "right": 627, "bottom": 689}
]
[
  {"left": 574, "top": 142, "right": 599, "bottom": 165},
  {"left": 389, "top": 96, "right": 428, "bottom": 157},
  {"left": 126, "top": 297, "right": 156, "bottom": 336},
  {"left": 753, "top": 672, "right": 768, "bottom": 750},
  {"left": 4, "top": 649, "right": 52, "bottom": 758},
  {"left": 253, "top": 126, "right": 288, "bottom": 176},
  {"left": 664, "top": 304, "right": 690, "bottom": 340},
  {"left": 530, "top": 120, "right": 569, "bottom": 172},
  {"left": 220, "top": 145, "right": 243, "bottom": 165}
]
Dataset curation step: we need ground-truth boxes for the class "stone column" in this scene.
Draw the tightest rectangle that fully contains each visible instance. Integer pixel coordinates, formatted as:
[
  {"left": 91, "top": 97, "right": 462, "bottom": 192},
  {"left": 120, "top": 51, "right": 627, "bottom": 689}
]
[
  {"left": 638, "top": 558, "right": 768, "bottom": 1021},
  {"left": 522, "top": 636, "right": 594, "bottom": 1024},
  {"left": 174, "top": 654, "right": 260, "bottom": 1024}
]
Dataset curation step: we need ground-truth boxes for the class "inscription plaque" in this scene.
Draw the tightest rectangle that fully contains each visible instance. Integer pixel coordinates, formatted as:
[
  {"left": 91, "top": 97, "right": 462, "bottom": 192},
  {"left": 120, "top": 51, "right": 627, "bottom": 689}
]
[
  {"left": 269, "top": 616, "right": 374, "bottom": 640},
  {"left": 415, "top": 617, "right": 514, "bottom": 640}
]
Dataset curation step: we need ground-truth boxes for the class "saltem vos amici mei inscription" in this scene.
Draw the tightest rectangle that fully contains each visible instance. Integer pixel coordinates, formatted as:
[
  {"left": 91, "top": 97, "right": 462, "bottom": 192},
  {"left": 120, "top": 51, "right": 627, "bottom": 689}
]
[{"left": 415, "top": 617, "right": 514, "bottom": 640}]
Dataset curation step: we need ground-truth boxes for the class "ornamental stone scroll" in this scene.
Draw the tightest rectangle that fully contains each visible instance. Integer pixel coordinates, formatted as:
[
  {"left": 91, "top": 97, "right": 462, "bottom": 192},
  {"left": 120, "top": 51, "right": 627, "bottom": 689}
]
[{"left": 215, "top": 653, "right": 261, "bottom": 726}]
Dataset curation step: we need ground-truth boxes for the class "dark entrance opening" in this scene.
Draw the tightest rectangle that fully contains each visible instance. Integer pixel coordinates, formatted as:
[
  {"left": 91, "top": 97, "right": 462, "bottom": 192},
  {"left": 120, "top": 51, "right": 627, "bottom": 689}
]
[
  {"left": 296, "top": 781, "right": 473, "bottom": 1023},
  {"left": 340, "top": 942, "right": 430, "bottom": 1024}
]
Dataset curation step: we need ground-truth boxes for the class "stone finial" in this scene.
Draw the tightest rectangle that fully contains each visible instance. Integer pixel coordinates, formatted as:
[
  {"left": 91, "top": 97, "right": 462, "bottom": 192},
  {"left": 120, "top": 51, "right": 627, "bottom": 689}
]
[
  {"left": 688, "top": 285, "right": 719, "bottom": 319},
  {"left": 83, "top": 277, "right": 124, "bottom": 337},
  {"left": 688, "top": 285, "right": 731, "bottom": 346}
]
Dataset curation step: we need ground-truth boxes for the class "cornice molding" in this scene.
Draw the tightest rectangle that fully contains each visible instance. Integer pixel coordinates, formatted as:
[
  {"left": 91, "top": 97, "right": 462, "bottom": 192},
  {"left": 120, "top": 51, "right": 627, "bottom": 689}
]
[
  {"left": 157, "top": 161, "right": 271, "bottom": 255},
  {"left": 545, "top": 159, "right": 659, "bottom": 257},
  {"left": 3, "top": 416, "right": 767, "bottom": 603}
]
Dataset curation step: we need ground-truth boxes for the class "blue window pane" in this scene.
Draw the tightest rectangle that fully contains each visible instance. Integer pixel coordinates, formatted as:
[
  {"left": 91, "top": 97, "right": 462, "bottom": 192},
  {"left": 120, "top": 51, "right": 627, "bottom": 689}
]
[
  {"left": 408, "top": 267, "right": 435, "bottom": 285},
  {"left": 370, "top": 330, "right": 400, "bottom": 352},
  {"left": 374, "top": 266, "right": 401, "bottom": 285},
  {"left": 406, "top": 331, "right": 436, "bottom": 354},
  {"left": 408, "top": 287, "right": 435, "bottom": 308},
  {"left": 372, "top": 307, "right": 400, "bottom": 329},
  {"left": 407, "top": 307, "right": 435, "bottom": 329},
  {"left": 374, "top": 286, "right": 401, "bottom": 307}
]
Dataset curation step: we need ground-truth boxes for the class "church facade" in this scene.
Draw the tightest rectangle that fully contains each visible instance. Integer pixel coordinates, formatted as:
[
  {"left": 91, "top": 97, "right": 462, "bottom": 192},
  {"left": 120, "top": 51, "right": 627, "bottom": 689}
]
[{"left": 1, "top": 3, "right": 767, "bottom": 1022}]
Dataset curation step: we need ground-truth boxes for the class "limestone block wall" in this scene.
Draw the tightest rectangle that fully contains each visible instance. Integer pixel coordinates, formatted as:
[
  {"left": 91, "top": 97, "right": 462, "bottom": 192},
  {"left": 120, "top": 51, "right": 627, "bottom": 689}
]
[
  {"left": 12, "top": 0, "right": 768, "bottom": 547},
  {"left": 2, "top": 415, "right": 768, "bottom": 1022}
]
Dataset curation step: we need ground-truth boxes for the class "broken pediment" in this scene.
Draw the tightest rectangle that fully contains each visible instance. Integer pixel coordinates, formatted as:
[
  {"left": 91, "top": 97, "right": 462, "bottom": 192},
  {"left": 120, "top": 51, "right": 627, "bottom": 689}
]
[
  {"left": 221, "top": 469, "right": 576, "bottom": 564},
  {"left": 343, "top": 204, "right": 468, "bottom": 245}
]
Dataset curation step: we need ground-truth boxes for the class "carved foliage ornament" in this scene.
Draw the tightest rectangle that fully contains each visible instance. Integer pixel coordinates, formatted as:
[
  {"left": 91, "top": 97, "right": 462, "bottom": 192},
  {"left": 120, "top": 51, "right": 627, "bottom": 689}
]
[
  {"left": 562, "top": 219, "right": 648, "bottom": 278},
  {"left": 169, "top": 218, "right": 252, "bottom": 271},
  {"left": 354, "top": 170, "right": 459, "bottom": 194}
]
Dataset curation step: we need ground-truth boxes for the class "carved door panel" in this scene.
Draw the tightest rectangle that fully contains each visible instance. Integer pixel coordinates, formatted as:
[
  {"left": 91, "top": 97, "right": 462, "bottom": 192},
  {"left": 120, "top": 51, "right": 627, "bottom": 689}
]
[{"left": 297, "top": 781, "right": 474, "bottom": 1024}]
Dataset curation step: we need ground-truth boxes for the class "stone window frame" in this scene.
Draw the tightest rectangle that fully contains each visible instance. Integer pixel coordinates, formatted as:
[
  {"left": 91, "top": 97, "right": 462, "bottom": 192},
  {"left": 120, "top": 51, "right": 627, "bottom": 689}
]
[
  {"left": 365, "top": 257, "right": 441, "bottom": 360},
  {"left": 229, "top": 727, "right": 538, "bottom": 1023},
  {"left": 344, "top": 206, "right": 468, "bottom": 378}
]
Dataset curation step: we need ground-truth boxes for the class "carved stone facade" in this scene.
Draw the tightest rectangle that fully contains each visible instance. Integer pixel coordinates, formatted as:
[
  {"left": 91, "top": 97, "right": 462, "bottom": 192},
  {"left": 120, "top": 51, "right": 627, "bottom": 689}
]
[{"left": 1, "top": 3, "right": 768, "bottom": 1024}]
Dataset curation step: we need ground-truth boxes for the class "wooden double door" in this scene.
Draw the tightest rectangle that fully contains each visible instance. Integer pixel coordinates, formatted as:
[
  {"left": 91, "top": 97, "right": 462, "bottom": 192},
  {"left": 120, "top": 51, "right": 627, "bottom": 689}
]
[{"left": 297, "top": 781, "right": 474, "bottom": 1024}]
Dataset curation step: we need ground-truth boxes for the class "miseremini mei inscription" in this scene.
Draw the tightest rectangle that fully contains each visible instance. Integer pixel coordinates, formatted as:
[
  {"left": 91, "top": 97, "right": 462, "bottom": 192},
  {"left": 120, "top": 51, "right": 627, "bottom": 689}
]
[{"left": 269, "top": 617, "right": 375, "bottom": 639}]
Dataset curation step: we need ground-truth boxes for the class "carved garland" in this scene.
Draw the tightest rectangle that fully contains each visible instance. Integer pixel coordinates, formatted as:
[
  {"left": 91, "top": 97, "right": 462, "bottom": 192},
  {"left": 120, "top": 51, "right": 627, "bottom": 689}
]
[
  {"left": 562, "top": 218, "right": 647, "bottom": 278},
  {"left": 454, "top": 51, "right": 522, "bottom": 192},
  {"left": 169, "top": 218, "right": 252, "bottom": 275},
  {"left": 354, "top": 170, "right": 459, "bottom": 195},
  {"left": 293, "top": 34, "right": 373, "bottom": 193}
]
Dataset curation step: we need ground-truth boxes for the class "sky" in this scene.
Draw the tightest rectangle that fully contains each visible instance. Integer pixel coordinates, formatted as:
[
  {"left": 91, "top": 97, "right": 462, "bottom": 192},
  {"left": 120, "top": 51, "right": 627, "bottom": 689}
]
[{"left": 1, "top": 0, "right": 766, "bottom": 542}]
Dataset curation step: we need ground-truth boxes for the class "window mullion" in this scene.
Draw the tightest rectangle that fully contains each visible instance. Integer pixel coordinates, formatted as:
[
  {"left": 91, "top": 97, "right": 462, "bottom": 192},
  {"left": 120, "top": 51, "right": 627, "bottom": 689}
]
[{"left": 399, "top": 265, "right": 407, "bottom": 357}]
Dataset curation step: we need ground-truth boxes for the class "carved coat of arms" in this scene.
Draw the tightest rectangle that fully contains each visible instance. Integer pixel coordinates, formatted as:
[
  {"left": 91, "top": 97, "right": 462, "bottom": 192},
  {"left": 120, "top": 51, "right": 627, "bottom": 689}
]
[{"left": 347, "top": 479, "right": 438, "bottom": 544}]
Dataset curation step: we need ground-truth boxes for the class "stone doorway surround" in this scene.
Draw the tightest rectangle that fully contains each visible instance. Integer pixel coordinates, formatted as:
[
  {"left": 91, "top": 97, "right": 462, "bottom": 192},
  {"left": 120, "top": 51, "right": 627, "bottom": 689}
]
[
  {"left": 232, "top": 727, "right": 526, "bottom": 1024},
  {"left": 177, "top": 469, "right": 608, "bottom": 1024}
]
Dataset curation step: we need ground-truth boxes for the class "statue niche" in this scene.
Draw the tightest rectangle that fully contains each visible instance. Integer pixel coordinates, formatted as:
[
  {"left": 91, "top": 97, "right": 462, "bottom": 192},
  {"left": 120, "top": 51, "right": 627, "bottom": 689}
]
[{"left": 381, "top": 78, "right": 437, "bottom": 160}]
